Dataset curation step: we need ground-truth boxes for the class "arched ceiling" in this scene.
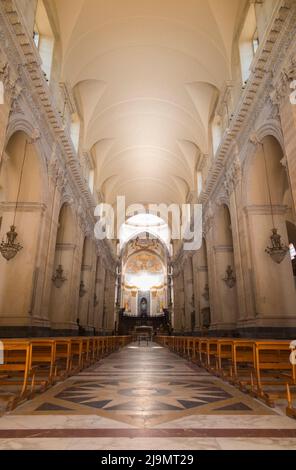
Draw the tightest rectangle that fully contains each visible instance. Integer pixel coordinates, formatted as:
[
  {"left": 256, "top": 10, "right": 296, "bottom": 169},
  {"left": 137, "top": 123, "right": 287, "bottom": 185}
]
[{"left": 51, "top": 0, "right": 244, "bottom": 205}]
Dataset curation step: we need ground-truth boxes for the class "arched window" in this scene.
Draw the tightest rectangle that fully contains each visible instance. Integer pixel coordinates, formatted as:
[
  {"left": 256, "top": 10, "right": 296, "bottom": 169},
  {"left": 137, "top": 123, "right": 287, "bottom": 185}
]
[
  {"left": 33, "top": 0, "right": 54, "bottom": 82},
  {"left": 239, "top": 4, "right": 259, "bottom": 84},
  {"left": 212, "top": 115, "right": 222, "bottom": 156},
  {"left": 70, "top": 113, "right": 81, "bottom": 152},
  {"left": 88, "top": 169, "right": 94, "bottom": 194}
]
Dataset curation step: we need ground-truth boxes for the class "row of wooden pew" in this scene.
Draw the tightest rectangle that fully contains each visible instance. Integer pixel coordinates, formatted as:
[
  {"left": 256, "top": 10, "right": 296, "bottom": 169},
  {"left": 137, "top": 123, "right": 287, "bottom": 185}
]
[
  {"left": 156, "top": 335, "right": 296, "bottom": 419},
  {"left": 0, "top": 335, "right": 131, "bottom": 411}
]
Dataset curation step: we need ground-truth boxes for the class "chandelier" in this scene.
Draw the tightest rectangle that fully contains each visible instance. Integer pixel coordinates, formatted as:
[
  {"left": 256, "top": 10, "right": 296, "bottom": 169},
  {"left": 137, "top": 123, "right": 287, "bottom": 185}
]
[
  {"left": 0, "top": 225, "right": 22, "bottom": 260},
  {"left": 265, "top": 228, "right": 289, "bottom": 264},
  {"left": 261, "top": 141, "right": 288, "bottom": 264},
  {"left": 0, "top": 139, "right": 28, "bottom": 261}
]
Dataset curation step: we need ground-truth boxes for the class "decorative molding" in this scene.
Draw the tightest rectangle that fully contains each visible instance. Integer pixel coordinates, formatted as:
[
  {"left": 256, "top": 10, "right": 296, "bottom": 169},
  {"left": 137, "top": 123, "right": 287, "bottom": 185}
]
[
  {"left": 199, "top": 1, "right": 296, "bottom": 207},
  {"left": 214, "top": 245, "right": 234, "bottom": 253},
  {"left": 0, "top": 202, "right": 47, "bottom": 213},
  {"left": 0, "top": 1, "right": 115, "bottom": 264},
  {"left": 244, "top": 204, "right": 288, "bottom": 215}
]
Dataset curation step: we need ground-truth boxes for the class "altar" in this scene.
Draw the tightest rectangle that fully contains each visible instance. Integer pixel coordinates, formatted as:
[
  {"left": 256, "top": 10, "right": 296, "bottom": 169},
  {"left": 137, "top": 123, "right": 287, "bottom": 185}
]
[{"left": 133, "top": 325, "right": 153, "bottom": 345}]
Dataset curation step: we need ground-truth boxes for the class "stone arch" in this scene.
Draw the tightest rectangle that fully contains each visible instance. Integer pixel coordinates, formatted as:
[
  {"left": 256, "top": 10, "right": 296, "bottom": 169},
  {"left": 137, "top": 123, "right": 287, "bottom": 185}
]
[
  {"left": 48, "top": 202, "right": 78, "bottom": 330},
  {"left": 5, "top": 118, "right": 49, "bottom": 202},
  {"left": 0, "top": 130, "right": 48, "bottom": 327},
  {"left": 242, "top": 134, "right": 296, "bottom": 322},
  {"left": 212, "top": 203, "right": 238, "bottom": 329}
]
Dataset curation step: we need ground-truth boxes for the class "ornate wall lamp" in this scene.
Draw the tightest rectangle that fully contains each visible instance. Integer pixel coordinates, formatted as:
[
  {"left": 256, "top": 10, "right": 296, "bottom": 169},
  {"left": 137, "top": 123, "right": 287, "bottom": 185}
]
[
  {"left": 52, "top": 264, "right": 67, "bottom": 288},
  {"left": 94, "top": 293, "right": 99, "bottom": 306},
  {"left": 79, "top": 280, "right": 87, "bottom": 297},
  {"left": 202, "top": 283, "right": 210, "bottom": 301},
  {"left": 0, "top": 139, "right": 29, "bottom": 261},
  {"left": 222, "top": 265, "right": 236, "bottom": 288}
]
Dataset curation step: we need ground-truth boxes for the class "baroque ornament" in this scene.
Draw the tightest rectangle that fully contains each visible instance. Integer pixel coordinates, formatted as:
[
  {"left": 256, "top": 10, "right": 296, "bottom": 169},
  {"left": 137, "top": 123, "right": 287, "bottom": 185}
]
[
  {"left": 52, "top": 264, "right": 67, "bottom": 288},
  {"left": 222, "top": 266, "right": 236, "bottom": 289}
]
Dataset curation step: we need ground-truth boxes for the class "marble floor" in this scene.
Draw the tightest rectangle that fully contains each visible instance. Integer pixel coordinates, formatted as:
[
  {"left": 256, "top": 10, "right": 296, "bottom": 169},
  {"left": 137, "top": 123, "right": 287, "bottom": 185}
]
[{"left": 0, "top": 343, "right": 296, "bottom": 450}]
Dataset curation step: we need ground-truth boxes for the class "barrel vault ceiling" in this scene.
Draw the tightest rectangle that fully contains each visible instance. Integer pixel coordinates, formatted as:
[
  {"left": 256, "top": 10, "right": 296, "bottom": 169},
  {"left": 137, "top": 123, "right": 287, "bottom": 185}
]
[{"left": 50, "top": 0, "right": 244, "bottom": 205}]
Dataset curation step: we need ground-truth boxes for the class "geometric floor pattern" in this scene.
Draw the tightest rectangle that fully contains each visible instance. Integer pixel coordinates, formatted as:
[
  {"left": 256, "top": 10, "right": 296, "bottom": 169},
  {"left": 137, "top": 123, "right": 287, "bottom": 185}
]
[
  {"left": 0, "top": 343, "right": 296, "bottom": 449},
  {"left": 13, "top": 344, "right": 274, "bottom": 427}
]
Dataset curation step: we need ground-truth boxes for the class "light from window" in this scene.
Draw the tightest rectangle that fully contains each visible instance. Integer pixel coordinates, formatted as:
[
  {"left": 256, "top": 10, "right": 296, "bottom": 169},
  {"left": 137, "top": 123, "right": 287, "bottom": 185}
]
[
  {"left": 252, "top": 30, "right": 259, "bottom": 55},
  {"left": 239, "top": 4, "right": 258, "bottom": 83},
  {"left": 289, "top": 243, "right": 296, "bottom": 260},
  {"left": 33, "top": 25, "right": 40, "bottom": 48},
  {"left": 88, "top": 169, "right": 94, "bottom": 194},
  {"left": 70, "top": 114, "right": 80, "bottom": 152}
]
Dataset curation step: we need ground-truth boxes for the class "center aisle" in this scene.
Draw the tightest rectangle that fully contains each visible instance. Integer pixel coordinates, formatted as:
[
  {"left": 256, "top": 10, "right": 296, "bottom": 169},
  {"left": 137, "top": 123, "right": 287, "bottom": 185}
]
[{"left": 0, "top": 343, "right": 296, "bottom": 449}]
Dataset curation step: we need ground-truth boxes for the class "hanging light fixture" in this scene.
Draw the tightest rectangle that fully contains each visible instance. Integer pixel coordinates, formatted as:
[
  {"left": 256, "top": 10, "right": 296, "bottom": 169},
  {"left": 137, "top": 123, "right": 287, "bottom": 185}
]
[
  {"left": 261, "top": 141, "right": 288, "bottom": 264},
  {"left": 0, "top": 138, "right": 28, "bottom": 261},
  {"left": 0, "top": 225, "right": 22, "bottom": 261}
]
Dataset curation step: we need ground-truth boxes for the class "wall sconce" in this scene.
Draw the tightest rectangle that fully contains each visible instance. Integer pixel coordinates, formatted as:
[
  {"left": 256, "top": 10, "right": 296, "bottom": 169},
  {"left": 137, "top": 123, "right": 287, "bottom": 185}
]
[
  {"left": 202, "top": 283, "right": 209, "bottom": 301},
  {"left": 79, "top": 280, "right": 87, "bottom": 297},
  {"left": 52, "top": 264, "right": 67, "bottom": 288},
  {"left": 222, "top": 265, "right": 236, "bottom": 288},
  {"left": 94, "top": 293, "right": 99, "bottom": 306}
]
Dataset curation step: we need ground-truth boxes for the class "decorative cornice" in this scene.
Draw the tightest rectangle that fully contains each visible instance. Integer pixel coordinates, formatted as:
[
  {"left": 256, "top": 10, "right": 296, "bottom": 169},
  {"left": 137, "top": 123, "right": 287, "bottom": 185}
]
[
  {"left": 199, "top": 0, "right": 296, "bottom": 207},
  {"left": 0, "top": 201, "right": 47, "bottom": 212},
  {"left": 0, "top": 0, "right": 115, "bottom": 263},
  {"left": 244, "top": 204, "right": 288, "bottom": 215}
]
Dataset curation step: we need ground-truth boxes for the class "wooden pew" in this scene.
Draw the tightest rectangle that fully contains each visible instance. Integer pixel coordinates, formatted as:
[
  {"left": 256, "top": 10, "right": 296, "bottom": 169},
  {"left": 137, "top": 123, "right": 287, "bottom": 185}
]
[
  {"left": 53, "top": 338, "right": 72, "bottom": 379},
  {"left": 0, "top": 339, "right": 34, "bottom": 409},
  {"left": 251, "top": 340, "right": 296, "bottom": 407},
  {"left": 29, "top": 339, "right": 56, "bottom": 391},
  {"left": 286, "top": 383, "right": 296, "bottom": 419}
]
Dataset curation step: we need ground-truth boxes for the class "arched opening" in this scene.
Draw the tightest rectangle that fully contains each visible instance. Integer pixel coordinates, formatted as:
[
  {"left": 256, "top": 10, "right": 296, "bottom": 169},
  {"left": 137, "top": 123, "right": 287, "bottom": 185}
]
[
  {"left": 239, "top": 3, "right": 259, "bottom": 84},
  {"left": 0, "top": 130, "right": 45, "bottom": 325},
  {"left": 212, "top": 203, "right": 238, "bottom": 329},
  {"left": 48, "top": 203, "right": 77, "bottom": 330},
  {"left": 33, "top": 0, "right": 54, "bottom": 82},
  {"left": 118, "top": 225, "right": 171, "bottom": 335},
  {"left": 244, "top": 135, "right": 296, "bottom": 321},
  {"left": 211, "top": 114, "right": 223, "bottom": 156},
  {"left": 70, "top": 113, "right": 81, "bottom": 152}
]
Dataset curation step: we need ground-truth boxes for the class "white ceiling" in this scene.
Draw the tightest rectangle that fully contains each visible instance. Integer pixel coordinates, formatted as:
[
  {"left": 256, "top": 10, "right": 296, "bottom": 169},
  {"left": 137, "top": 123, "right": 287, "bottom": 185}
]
[{"left": 52, "top": 0, "right": 244, "bottom": 205}]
